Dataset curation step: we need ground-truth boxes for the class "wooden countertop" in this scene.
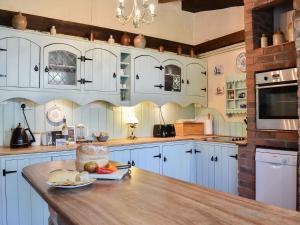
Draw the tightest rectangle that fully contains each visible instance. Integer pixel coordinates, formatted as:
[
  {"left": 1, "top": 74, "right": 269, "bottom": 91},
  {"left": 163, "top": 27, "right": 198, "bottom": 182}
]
[
  {"left": 0, "top": 135, "right": 247, "bottom": 156},
  {"left": 23, "top": 160, "right": 300, "bottom": 225}
]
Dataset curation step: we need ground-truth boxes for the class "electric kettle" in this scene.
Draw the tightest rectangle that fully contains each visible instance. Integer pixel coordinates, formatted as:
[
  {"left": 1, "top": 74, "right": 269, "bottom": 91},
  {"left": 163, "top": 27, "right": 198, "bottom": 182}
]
[{"left": 10, "top": 123, "right": 29, "bottom": 148}]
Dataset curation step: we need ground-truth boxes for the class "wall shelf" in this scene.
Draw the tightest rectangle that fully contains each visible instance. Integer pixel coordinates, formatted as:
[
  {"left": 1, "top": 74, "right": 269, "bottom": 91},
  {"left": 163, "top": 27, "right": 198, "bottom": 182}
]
[{"left": 226, "top": 74, "right": 247, "bottom": 115}]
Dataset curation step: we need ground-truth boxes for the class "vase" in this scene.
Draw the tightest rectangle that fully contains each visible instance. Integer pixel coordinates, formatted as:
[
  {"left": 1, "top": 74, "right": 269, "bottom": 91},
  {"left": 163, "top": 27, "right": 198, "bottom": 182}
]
[
  {"left": 177, "top": 45, "right": 182, "bottom": 55},
  {"left": 50, "top": 26, "right": 56, "bottom": 35},
  {"left": 273, "top": 29, "right": 284, "bottom": 45},
  {"left": 12, "top": 12, "right": 27, "bottom": 30},
  {"left": 134, "top": 34, "right": 146, "bottom": 48},
  {"left": 108, "top": 35, "right": 115, "bottom": 44},
  {"left": 121, "top": 32, "right": 131, "bottom": 46},
  {"left": 260, "top": 34, "right": 268, "bottom": 48}
]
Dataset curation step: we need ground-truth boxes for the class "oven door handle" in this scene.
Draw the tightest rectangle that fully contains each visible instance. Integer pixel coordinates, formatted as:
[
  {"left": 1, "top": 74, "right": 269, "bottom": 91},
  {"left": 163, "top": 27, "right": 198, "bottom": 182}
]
[{"left": 256, "top": 83, "right": 297, "bottom": 89}]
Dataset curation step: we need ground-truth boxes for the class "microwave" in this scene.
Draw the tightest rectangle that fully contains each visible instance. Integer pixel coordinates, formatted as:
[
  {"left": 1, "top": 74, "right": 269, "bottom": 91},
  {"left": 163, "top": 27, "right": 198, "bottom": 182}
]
[{"left": 256, "top": 68, "right": 298, "bottom": 130}]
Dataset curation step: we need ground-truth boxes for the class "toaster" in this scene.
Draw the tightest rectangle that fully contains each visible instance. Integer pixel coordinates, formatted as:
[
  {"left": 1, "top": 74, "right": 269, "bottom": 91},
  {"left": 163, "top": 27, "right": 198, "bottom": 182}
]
[{"left": 153, "top": 124, "right": 176, "bottom": 138}]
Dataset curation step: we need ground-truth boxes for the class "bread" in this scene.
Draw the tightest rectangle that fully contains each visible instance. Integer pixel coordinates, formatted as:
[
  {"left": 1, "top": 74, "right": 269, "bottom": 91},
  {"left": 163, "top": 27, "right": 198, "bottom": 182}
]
[{"left": 76, "top": 144, "right": 109, "bottom": 172}]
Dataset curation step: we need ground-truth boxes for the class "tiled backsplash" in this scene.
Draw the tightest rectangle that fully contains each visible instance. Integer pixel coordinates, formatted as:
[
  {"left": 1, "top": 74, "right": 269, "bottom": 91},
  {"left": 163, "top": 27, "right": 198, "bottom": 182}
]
[{"left": 0, "top": 99, "right": 195, "bottom": 146}]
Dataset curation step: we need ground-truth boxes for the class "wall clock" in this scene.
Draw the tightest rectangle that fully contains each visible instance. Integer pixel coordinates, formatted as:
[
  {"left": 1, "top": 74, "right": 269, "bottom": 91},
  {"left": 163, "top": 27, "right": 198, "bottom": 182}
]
[{"left": 236, "top": 52, "right": 246, "bottom": 72}]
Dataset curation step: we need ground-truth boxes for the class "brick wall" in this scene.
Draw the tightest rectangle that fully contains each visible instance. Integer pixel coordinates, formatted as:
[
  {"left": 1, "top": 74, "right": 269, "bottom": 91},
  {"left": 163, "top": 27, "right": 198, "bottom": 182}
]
[{"left": 240, "top": 0, "right": 298, "bottom": 203}]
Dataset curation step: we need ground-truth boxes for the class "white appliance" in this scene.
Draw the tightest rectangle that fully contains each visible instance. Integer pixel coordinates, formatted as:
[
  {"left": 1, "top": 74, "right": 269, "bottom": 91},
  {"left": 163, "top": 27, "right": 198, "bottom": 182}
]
[{"left": 256, "top": 148, "right": 298, "bottom": 210}]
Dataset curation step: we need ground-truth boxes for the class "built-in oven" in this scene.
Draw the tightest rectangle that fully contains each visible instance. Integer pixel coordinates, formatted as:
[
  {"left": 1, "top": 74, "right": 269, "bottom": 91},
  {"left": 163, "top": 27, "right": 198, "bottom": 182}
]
[{"left": 256, "top": 68, "right": 298, "bottom": 130}]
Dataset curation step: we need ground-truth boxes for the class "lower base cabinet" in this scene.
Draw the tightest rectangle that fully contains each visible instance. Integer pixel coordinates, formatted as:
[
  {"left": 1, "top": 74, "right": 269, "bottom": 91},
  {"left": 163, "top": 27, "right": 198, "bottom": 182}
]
[
  {"left": 195, "top": 141, "right": 238, "bottom": 195},
  {"left": 162, "top": 142, "right": 195, "bottom": 183},
  {"left": 0, "top": 141, "right": 238, "bottom": 225},
  {"left": 0, "top": 151, "right": 76, "bottom": 225}
]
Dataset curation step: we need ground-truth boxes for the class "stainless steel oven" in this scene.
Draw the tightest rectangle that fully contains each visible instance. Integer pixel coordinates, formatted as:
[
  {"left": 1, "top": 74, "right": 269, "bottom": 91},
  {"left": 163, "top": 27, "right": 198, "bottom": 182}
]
[{"left": 256, "top": 68, "right": 298, "bottom": 130}]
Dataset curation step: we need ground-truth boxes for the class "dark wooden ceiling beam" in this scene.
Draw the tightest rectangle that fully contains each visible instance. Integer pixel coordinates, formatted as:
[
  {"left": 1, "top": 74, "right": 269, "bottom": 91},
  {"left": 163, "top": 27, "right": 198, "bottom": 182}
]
[
  {"left": 182, "top": 0, "right": 244, "bottom": 13},
  {"left": 195, "top": 30, "right": 245, "bottom": 54}
]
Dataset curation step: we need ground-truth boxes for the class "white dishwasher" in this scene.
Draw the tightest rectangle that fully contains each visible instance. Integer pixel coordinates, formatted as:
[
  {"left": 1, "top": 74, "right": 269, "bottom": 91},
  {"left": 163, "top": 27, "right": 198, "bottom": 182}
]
[{"left": 256, "top": 148, "right": 298, "bottom": 210}]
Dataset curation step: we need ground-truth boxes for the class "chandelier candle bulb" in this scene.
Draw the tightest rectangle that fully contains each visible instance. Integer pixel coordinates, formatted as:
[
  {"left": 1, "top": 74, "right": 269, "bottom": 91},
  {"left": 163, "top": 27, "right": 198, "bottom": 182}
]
[{"left": 150, "top": 4, "right": 155, "bottom": 15}]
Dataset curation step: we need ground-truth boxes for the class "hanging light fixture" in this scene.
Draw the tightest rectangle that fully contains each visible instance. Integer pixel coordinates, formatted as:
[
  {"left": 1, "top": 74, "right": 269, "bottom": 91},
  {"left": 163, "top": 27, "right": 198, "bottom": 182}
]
[{"left": 116, "top": 0, "right": 156, "bottom": 28}]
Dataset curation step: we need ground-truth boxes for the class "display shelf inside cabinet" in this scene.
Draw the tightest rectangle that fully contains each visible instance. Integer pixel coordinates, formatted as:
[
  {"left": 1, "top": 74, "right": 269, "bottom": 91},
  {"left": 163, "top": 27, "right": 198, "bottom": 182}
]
[
  {"left": 226, "top": 74, "right": 247, "bottom": 115},
  {"left": 120, "top": 52, "right": 131, "bottom": 102}
]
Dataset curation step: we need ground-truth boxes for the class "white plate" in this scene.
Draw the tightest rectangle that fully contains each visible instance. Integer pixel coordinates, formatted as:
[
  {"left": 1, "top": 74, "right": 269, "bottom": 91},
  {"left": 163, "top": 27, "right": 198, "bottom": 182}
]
[
  {"left": 47, "top": 179, "right": 96, "bottom": 189},
  {"left": 89, "top": 169, "right": 129, "bottom": 180},
  {"left": 47, "top": 105, "right": 64, "bottom": 124}
]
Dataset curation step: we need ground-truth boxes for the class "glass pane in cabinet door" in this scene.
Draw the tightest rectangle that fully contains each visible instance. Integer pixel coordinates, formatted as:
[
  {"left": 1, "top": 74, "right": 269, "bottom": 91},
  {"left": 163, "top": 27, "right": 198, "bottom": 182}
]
[
  {"left": 47, "top": 50, "right": 77, "bottom": 85},
  {"left": 164, "top": 65, "right": 181, "bottom": 92}
]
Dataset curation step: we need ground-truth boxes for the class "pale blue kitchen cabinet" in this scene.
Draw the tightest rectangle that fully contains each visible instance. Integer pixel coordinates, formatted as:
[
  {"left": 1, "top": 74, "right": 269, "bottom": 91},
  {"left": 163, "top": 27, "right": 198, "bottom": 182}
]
[
  {"left": 162, "top": 141, "right": 195, "bottom": 183},
  {"left": 195, "top": 141, "right": 238, "bottom": 195},
  {"left": 0, "top": 154, "right": 51, "bottom": 225},
  {"left": 130, "top": 145, "right": 161, "bottom": 174}
]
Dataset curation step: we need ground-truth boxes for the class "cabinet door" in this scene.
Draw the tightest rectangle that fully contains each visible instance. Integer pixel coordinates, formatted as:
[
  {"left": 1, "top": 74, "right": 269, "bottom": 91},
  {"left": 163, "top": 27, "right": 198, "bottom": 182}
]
[
  {"left": 4, "top": 156, "right": 51, "bottom": 225},
  {"left": 162, "top": 142, "right": 194, "bottom": 182},
  {"left": 131, "top": 146, "right": 160, "bottom": 174},
  {"left": 214, "top": 144, "right": 238, "bottom": 195},
  {"left": 186, "top": 63, "right": 207, "bottom": 97},
  {"left": 84, "top": 48, "right": 117, "bottom": 92},
  {"left": 43, "top": 44, "right": 81, "bottom": 90},
  {"left": 162, "top": 59, "right": 183, "bottom": 94},
  {"left": 134, "top": 55, "right": 162, "bottom": 94},
  {"left": 0, "top": 37, "right": 40, "bottom": 88},
  {"left": 195, "top": 142, "right": 215, "bottom": 188},
  {"left": 109, "top": 149, "right": 131, "bottom": 165}
]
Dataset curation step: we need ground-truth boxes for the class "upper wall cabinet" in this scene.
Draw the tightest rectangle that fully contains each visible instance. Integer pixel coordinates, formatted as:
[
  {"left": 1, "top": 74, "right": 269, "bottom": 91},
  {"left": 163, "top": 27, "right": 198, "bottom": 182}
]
[
  {"left": 134, "top": 55, "right": 162, "bottom": 94},
  {"left": 0, "top": 37, "right": 40, "bottom": 88},
  {"left": 43, "top": 44, "right": 82, "bottom": 90},
  {"left": 84, "top": 48, "right": 118, "bottom": 92},
  {"left": 186, "top": 63, "right": 207, "bottom": 97}
]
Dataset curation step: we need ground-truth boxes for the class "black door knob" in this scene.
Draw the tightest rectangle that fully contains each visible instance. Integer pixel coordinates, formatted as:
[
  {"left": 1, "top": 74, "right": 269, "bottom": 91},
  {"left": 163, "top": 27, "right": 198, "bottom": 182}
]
[
  {"left": 44, "top": 66, "right": 49, "bottom": 72},
  {"left": 131, "top": 160, "right": 135, "bottom": 166},
  {"left": 34, "top": 65, "right": 39, "bottom": 72},
  {"left": 163, "top": 157, "right": 167, "bottom": 162},
  {"left": 136, "top": 74, "right": 140, "bottom": 80}
]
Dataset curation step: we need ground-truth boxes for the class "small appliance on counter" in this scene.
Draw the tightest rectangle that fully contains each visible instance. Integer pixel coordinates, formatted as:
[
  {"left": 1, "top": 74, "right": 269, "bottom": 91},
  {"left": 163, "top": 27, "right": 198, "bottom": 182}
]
[
  {"left": 153, "top": 124, "right": 176, "bottom": 138},
  {"left": 10, "top": 104, "right": 35, "bottom": 148}
]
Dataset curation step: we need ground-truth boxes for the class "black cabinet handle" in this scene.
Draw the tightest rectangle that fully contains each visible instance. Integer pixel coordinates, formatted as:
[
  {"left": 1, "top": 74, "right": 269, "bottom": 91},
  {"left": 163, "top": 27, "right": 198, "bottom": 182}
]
[
  {"left": 229, "top": 154, "right": 238, "bottom": 160},
  {"left": 44, "top": 66, "right": 49, "bottom": 73},
  {"left": 181, "top": 79, "right": 184, "bottom": 84},
  {"left": 214, "top": 156, "right": 218, "bottom": 162},
  {"left": 3, "top": 169, "right": 17, "bottom": 176},
  {"left": 186, "top": 149, "right": 193, "bottom": 154},
  {"left": 163, "top": 157, "right": 167, "bottom": 162},
  {"left": 34, "top": 65, "right": 39, "bottom": 72},
  {"left": 201, "top": 88, "right": 207, "bottom": 92},
  {"left": 136, "top": 74, "right": 139, "bottom": 80},
  {"left": 78, "top": 79, "right": 92, "bottom": 84},
  {"left": 113, "top": 73, "right": 117, "bottom": 78},
  {"left": 211, "top": 156, "right": 214, "bottom": 161},
  {"left": 0, "top": 74, "right": 7, "bottom": 77},
  {"left": 153, "top": 153, "right": 162, "bottom": 158},
  {"left": 154, "top": 65, "right": 164, "bottom": 70},
  {"left": 194, "top": 149, "right": 201, "bottom": 154},
  {"left": 201, "top": 71, "right": 207, "bottom": 76},
  {"left": 131, "top": 160, "right": 135, "bottom": 166},
  {"left": 187, "top": 80, "right": 190, "bottom": 85},
  {"left": 128, "top": 161, "right": 131, "bottom": 166},
  {"left": 0, "top": 48, "right": 7, "bottom": 51},
  {"left": 154, "top": 84, "right": 164, "bottom": 89},
  {"left": 78, "top": 56, "right": 93, "bottom": 62}
]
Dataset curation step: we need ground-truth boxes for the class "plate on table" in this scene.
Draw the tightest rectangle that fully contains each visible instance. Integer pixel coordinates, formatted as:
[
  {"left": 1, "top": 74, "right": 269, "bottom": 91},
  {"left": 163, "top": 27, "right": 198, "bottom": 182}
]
[{"left": 47, "top": 179, "right": 96, "bottom": 189}]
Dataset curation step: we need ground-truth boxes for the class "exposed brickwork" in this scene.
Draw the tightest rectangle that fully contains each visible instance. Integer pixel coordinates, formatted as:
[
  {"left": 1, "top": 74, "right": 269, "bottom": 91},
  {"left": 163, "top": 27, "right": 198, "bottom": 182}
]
[{"left": 240, "top": 0, "right": 299, "bottom": 206}]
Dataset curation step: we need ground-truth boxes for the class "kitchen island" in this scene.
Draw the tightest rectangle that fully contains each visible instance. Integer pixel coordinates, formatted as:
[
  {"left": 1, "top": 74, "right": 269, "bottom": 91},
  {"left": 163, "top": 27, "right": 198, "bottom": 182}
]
[{"left": 22, "top": 160, "right": 300, "bottom": 225}]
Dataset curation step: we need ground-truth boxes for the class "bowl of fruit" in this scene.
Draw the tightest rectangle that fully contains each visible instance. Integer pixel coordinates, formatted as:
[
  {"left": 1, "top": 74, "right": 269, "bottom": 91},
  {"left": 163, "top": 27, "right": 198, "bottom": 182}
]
[{"left": 93, "top": 131, "right": 109, "bottom": 142}]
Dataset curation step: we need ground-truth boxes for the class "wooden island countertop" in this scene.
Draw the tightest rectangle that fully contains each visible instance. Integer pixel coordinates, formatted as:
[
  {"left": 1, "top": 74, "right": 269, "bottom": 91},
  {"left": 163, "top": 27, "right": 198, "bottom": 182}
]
[{"left": 22, "top": 160, "right": 300, "bottom": 225}]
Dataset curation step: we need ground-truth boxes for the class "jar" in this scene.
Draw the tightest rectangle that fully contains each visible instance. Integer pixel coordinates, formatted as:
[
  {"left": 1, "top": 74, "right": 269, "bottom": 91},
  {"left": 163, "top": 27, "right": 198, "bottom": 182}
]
[
  {"left": 12, "top": 12, "right": 27, "bottom": 30},
  {"left": 108, "top": 35, "right": 115, "bottom": 44},
  {"left": 273, "top": 29, "right": 284, "bottom": 45},
  {"left": 121, "top": 32, "right": 131, "bottom": 46},
  {"left": 50, "top": 26, "right": 56, "bottom": 35},
  {"left": 134, "top": 34, "right": 146, "bottom": 48},
  {"left": 260, "top": 34, "right": 268, "bottom": 48}
]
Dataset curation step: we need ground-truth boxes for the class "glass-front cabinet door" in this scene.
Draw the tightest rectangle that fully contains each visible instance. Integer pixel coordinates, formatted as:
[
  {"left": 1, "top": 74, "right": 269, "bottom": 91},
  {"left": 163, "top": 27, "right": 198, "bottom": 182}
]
[
  {"left": 43, "top": 44, "right": 81, "bottom": 89},
  {"left": 162, "top": 60, "right": 183, "bottom": 94}
]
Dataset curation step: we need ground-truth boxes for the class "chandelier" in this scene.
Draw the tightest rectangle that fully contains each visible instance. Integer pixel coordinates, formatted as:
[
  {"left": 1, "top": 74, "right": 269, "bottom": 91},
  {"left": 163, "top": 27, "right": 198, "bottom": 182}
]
[{"left": 116, "top": 0, "right": 156, "bottom": 28}]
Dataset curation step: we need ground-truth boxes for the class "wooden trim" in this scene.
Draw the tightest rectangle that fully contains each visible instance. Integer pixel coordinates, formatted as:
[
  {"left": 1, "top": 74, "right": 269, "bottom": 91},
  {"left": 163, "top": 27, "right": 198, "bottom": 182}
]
[
  {"left": 0, "top": 9, "right": 245, "bottom": 55},
  {"left": 195, "top": 30, "right": 245, "bottom": 54}
]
